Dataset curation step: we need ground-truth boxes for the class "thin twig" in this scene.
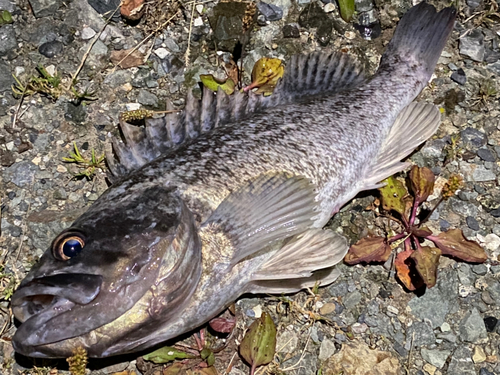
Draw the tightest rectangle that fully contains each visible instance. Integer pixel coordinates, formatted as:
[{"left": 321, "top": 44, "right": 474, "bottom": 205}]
[
  {"left": 224, "top": 352, "right": 238, "bottom": 375},
  {"left": 12, "top": 79, "right": 28, "bottom": 129},
  {"left": 111, "top": 10, "right": 181, "bottom": 73},
  {"left": 280, "top": 328, "right": 312, "bottom": 372},
  {"left": 67, "top": 5, "right": 120, "bottom": 90},
  {"left": 185, "top": 0, "right": 196, "bottom": 67}
]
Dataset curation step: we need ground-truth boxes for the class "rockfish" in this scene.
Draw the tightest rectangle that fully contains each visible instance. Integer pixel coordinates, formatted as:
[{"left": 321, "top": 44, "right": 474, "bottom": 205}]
[{"left": 12, "top": 2, "right": 456, "bottom": 358}]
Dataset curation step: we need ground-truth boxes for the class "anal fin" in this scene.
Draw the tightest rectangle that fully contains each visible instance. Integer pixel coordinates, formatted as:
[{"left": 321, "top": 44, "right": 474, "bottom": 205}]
[
  {"left": 362, "top": 102, "right": 441, "bottom": 189},
  {"left": 203, "top": 172, "right": 318, "bottom": 265}
]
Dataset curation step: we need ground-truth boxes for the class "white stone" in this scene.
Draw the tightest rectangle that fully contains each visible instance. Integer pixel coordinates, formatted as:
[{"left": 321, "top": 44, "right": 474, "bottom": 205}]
[
  {"left": 324, "top": 3, "right": 335, "bottom": 12},
  {"left": 477, "top": 233, "right": 500, "bottom": 252},
  {"left": 154, "top": 47, "right": 170, "bottom": 60},
  {"left": 440, "top": 322, "right": 451, "bottom": 332},
  {"left": 387, "top": 305, "right": 399, "bottom": 315},
  {"left": 6, "top": 141, "right": 14, "bottom": 151},
  {"left": 193, "top": 17, "right": 204, "bottom": 27},
  {"left": 15, "top": 66, "right": 25, "bottom": 76},
  {"left": 125, "top": 103, "right": 141, "bottom": 111},
  {"left": 252, "top": 305, "right": 262, "bottom": 318},
  {"left": 31, "top": 156, "right": 41, "bottom": 165},
  {"left": 196, "top": 4, "right": 204, "bottom": 14},
  {"left": 57, "top": 165, "right": 67, "bottom": 173},
  {"left": 81, "top": 27, "right": 97, "bottom": 40},
  {"left": 45, "top": 65, "right": 56, "bottom": 76}
]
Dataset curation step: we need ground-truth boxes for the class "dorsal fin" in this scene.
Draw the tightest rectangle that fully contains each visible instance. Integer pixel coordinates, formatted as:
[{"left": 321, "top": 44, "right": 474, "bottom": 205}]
[{"left": 107, "top": 52, "right": 366, "bottom": 179}]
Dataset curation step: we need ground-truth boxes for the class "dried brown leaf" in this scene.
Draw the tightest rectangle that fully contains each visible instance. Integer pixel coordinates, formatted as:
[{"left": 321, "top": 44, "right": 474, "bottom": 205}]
[
  {"left": 209, "top": 317, "right": 236, "bottom": 333},
  {"left": 110, "top": 49, "right": 145, "bottom": 69},
  {"left": 410, "top": 246, "right": 441, "bottom": 288},
  {"left": 345, "top": 236, "right": 392, "bottom": 264},
  {"left": 410, "top": 226, "right": 433, "bottom": 238},
  {"left": 121, "top": 0, "right": 145, "bottom": 20},
  {"left": 429, "top": 229, "right": 487, "bottom": 263},
  {"left": 409, "top": 166, "right": 435, "bottom": 204}
]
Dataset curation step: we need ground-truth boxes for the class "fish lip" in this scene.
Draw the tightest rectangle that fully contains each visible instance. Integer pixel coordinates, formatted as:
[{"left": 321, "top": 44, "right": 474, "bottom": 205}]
[{"left": 11, "top": 273, "right": 103, "bottom": 353}]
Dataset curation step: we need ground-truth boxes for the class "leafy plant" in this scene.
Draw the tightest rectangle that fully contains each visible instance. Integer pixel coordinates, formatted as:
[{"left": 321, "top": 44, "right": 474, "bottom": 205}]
[
  {"left": 345, "top": 166, "right": 487, "bottom": 290},
  {"left": 240, "top": 312, "right": 277, "bottom": 375},
  {"left": 12, "top": 65, "right": 62, "bottom": 99},
  {"left": 0, "top": 10, "right": 13, "bottom": 26},
  {"left": 200, "top": 74, "right": 236, "bottom": 95},
  {"left": 0, "top": 265, "right": 17, "bottom": 301},
  {"left": 243, "top": 57, "right": 284, "bottom": 96},
  {"left": 62, "top": 142, "right": 106, "bottom": 180}
]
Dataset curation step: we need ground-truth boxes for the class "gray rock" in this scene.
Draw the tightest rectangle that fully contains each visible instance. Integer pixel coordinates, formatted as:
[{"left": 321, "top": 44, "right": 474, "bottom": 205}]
[
  {"left": 64, "top": 102, "right": 87, "bottom": 124},
  {"left": 328, "top": 280, "right": 348, "bottom": 297},
  {"left": 342, "top": 290, "right": 362, "bottom": 310},
  {"left": 447, "top": 346, "right": 475, "bottom": 375},
  {"left": 283, "top": 352, "right": 317, "bottom": 375},
  {"left": 283, "top": 23, "right": 300, "bottom": 38},
  {"left": 479, "top": 368, "right": 495, "bottom": 375},
  {"left": 355, "top": 0, "right": 373, "bottom": 12},
  {"left": 459, "top": 29, "right": 484, "bottom": 62},
  {"left": 87, "top": 0, "right": 121, "bottom": 20},
  {"left": 484, "top": 277, "right": 500, "bottom": 304},
  {"left": 459, "top": 308, "right": 487, "bottom": 343},
  {"left": 164, "top": 37, "right": 180, "bottom": 53},
  {"left": 472, "top": 165, "right": 497, "bottom": 182},
  {"left": 5, "top": 161, "right": 38, "bottom": 187},
  {"left": 257, "top": 2, "right": 283, "bottom": 21},
  {"left": 477, "top": 148, "right": 497, "bottom": 162},
  {"left": 450, "top": 198, "right": 478, "bottom": 217},
  {"left": 450, "top": 68, "right": 466, "bottom": 85},
  {"left": 28, "top": 0, "right": 62, "bottom": 18},
  {"left": 39, "top": 40, "right": 64, "bottom": 58},
  {"left": 104, "top": 70, "right": 132, "bottom": 88},
  {"left": 461, "top": 127, "right": 486, "bottom": 148},
  {"left": 0, "top": 60, "right": 14, "bottom": 93},
  {"left": 466, "top": 216, "right": 480, "bottom": 231},
  {"left": 137, "top": 89, "right": 159, "bottom": 107},
  {"left": 408, "top": 287, "right": 449, "bottom": 328},
  {"left": 0, "top": 25, "right": 17, "bottom": 56},
  {"left": 0, "top": 0, "right": 16, "bottom": 12},
  {"left": 421, "top": 348, "right": 452, "bottom": 369},
  {"left": 318, "top": 339, "right": 336, "bottom": 360},
  {"left": 263, "top": 0, "right": 292, "bottom": 17},
  {"left": 488, "top": 61, "right": 500, "bottom": 76},
  {"left": 471, "top": 264, "right": 488, "bottom": 276},
  {"left": 407, "top": 321, "right": 435, "bottom": 347},
  {"left": 466, "top": 0, "right": 481, "bottom": 8}
]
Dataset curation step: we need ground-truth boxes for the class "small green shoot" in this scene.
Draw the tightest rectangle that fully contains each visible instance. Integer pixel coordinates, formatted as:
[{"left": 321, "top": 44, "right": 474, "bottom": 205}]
[
  {"left": 12, "top": 65, "right": 62, "bottom": 99},
  {"left": 345, "top": 166, "right": 487, "bottom": 291},
  {"left": 142, "top": 346, "right": 195, "bottom": 363},
  {"left": 0, "top": 9, "right": 13, "bottom": 26},
  {"left": 62, "top": 142, "right": 106, "bottom": 180},
  {"left": 338, "top": 0, "right": 355, "bottom": 22},
  {"left": 0, "top": 265, "right": 17, "bottom": 301},
  {"left": 240, "top": 311, "right": 277, "bottom": 375}
]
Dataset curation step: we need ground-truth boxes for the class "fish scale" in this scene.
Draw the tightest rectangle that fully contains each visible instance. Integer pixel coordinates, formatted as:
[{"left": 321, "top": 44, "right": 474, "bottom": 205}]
[{"left": 11, "top": 3, "right": 456, "bottom": 358}]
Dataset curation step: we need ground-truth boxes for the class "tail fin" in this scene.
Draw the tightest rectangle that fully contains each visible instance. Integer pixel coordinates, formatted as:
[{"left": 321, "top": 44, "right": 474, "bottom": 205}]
[{"left": 379, "top": 2, "right": 456, "bottom": 80}]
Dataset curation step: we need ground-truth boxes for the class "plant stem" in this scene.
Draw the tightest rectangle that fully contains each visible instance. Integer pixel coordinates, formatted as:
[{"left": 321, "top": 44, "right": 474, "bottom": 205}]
[
  {"left": 388, "top": 232, "right": 407, "bottom": 244},
  {"left": 409, "top": 197, "right": 419, "bottom": 226}
]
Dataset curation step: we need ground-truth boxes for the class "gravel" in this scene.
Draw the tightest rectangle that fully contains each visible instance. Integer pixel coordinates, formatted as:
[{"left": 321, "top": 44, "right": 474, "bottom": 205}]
[{"left": 1, "top": 0, "right": 499, "bottom": 374}]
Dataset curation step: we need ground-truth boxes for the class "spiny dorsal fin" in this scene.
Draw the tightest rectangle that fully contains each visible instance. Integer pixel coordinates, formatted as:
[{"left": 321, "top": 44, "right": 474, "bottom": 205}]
[
  {"left": 107, "top": 52, "right": 366, "bottom": 179},
  {"left": 203, "top": 172, "right": 317, "bottom": 265}
]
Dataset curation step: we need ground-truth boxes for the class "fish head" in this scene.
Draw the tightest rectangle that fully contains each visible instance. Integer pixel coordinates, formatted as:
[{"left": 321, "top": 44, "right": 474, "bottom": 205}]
[{"left": 12, "top": 184, "right": 202, "bottom": 358}]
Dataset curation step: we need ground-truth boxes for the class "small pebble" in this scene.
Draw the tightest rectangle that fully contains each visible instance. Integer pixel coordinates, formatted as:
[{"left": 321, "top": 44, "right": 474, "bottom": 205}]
[
  {"left": 193, "top": 17, "right": 204, "bottom": 27},
  {"left": 324, "top": 3, "right": 335, "bottom": 12},
  {"left": 477, "top": 148, "right": 496, "bottom": 162},
  {"left": 483, "top": 316, "right": 498, "bottom": 332},
  {"left": 81, "top": 27, "right": 96, "bottom": 40},
  {"left": 39, "top": 40, "right": 64, "bottom": 58},
  {"left": 466, "top": 216, "right": 480, "bottom": 231},
  {"left": 451, "top": 68, "right": 466, "bottom": 85},
  {"left": 473, "top": 346, "right": 487, "bottom": 363},
  {"left": 283, "top": 24, "right": 300, "bottom": 38}
]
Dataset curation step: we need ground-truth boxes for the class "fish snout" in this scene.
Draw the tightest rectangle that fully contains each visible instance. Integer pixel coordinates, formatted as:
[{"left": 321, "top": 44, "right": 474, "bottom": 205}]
[{"left": 12, "top": 273, "right": 103, "bottom": 323}]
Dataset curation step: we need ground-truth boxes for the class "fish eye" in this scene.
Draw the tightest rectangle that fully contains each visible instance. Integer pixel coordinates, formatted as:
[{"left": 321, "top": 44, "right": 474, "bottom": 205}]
[{"left": 52, "top": 232, "right": 86, "bottom": 261}]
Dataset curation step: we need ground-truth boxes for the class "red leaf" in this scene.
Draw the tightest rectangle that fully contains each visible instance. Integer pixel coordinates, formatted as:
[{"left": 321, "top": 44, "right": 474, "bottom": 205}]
[
  {"left": 209, "top": 317, "right": 236, "bottom": 333},
  {"left": 409, "top": 166, "right": 435, "bottom": 205},
  {"left": 121, "top": 0, "right": 145, "bottom": 20},
  {"left": 394, "top": 249, "right": 415, "bottom": 291},
  {"left": 410, "top": 226, "right": 433, "bottom": 238},
  {"left": 344, "top": 236, "right": 392, "bottom": 265},
  {"left": 428, "top": 229, "right": 487, "bottom": 263},
  {"left": 410, "top": 246, "right": 441, "bottom": 288}
]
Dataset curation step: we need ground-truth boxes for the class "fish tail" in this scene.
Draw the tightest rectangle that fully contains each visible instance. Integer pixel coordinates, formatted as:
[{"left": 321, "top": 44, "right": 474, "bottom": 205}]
[{"left": 378, "top": 2, "right": 456, "bottom": 81}]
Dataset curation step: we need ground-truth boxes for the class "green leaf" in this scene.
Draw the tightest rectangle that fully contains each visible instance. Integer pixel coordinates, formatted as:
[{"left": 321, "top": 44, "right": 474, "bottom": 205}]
[
  {"left": 378, "top": 176, "right": 409, "bottom": 216},
  {"left": 0, "top": 10, "right": 13, "bottom": 25},
  {"left": 409, "top": 166, "right": 435, "bottom": 205},
  {"left": 200, "top": 74, "right": 235, "bottom": 95},
  {"left": 344, "top": 236, "right": 392, "bottom": 264},
  {"left": 200, "top": 348, "right": 215, "bottom": 367},
  {"left": 410, "top": 246, "right": 441, "bottom": 288},
  {"left": 428, "top": 229, "right": 487, "bottom": 263},
  {"left": 240, "top": 312, "right": 277, "bottom": 374},
  {"left": 338, "top": 0, "right": 355, "bottom": 22},
  {"left": 142, "top": 346, "right": 194, "bottom": 364}
]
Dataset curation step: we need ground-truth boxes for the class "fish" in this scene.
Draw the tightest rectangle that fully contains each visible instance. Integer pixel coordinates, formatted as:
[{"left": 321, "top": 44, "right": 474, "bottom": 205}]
[{"left": 11, "top": 2, "right": 456, "bottom": 359}]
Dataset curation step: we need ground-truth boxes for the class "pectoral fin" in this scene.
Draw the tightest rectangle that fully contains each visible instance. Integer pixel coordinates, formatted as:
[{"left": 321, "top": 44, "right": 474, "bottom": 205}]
[
  {"left": 252, "top": 228, "right": 348, "bottom": 280},
  {"left": 204, "top": 172, "right": 317, "bottom": 265}
]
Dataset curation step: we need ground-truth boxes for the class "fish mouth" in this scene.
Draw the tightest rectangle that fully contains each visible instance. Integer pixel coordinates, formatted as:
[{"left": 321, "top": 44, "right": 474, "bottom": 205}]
[{"left": 11, "top": 273, "right": 103, "bottom": 355}]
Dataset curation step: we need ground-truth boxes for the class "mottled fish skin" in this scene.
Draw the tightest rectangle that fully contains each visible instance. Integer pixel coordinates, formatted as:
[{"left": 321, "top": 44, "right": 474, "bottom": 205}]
[{"left": 11, "top": 3, "right": 456, "bottom": 359}]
